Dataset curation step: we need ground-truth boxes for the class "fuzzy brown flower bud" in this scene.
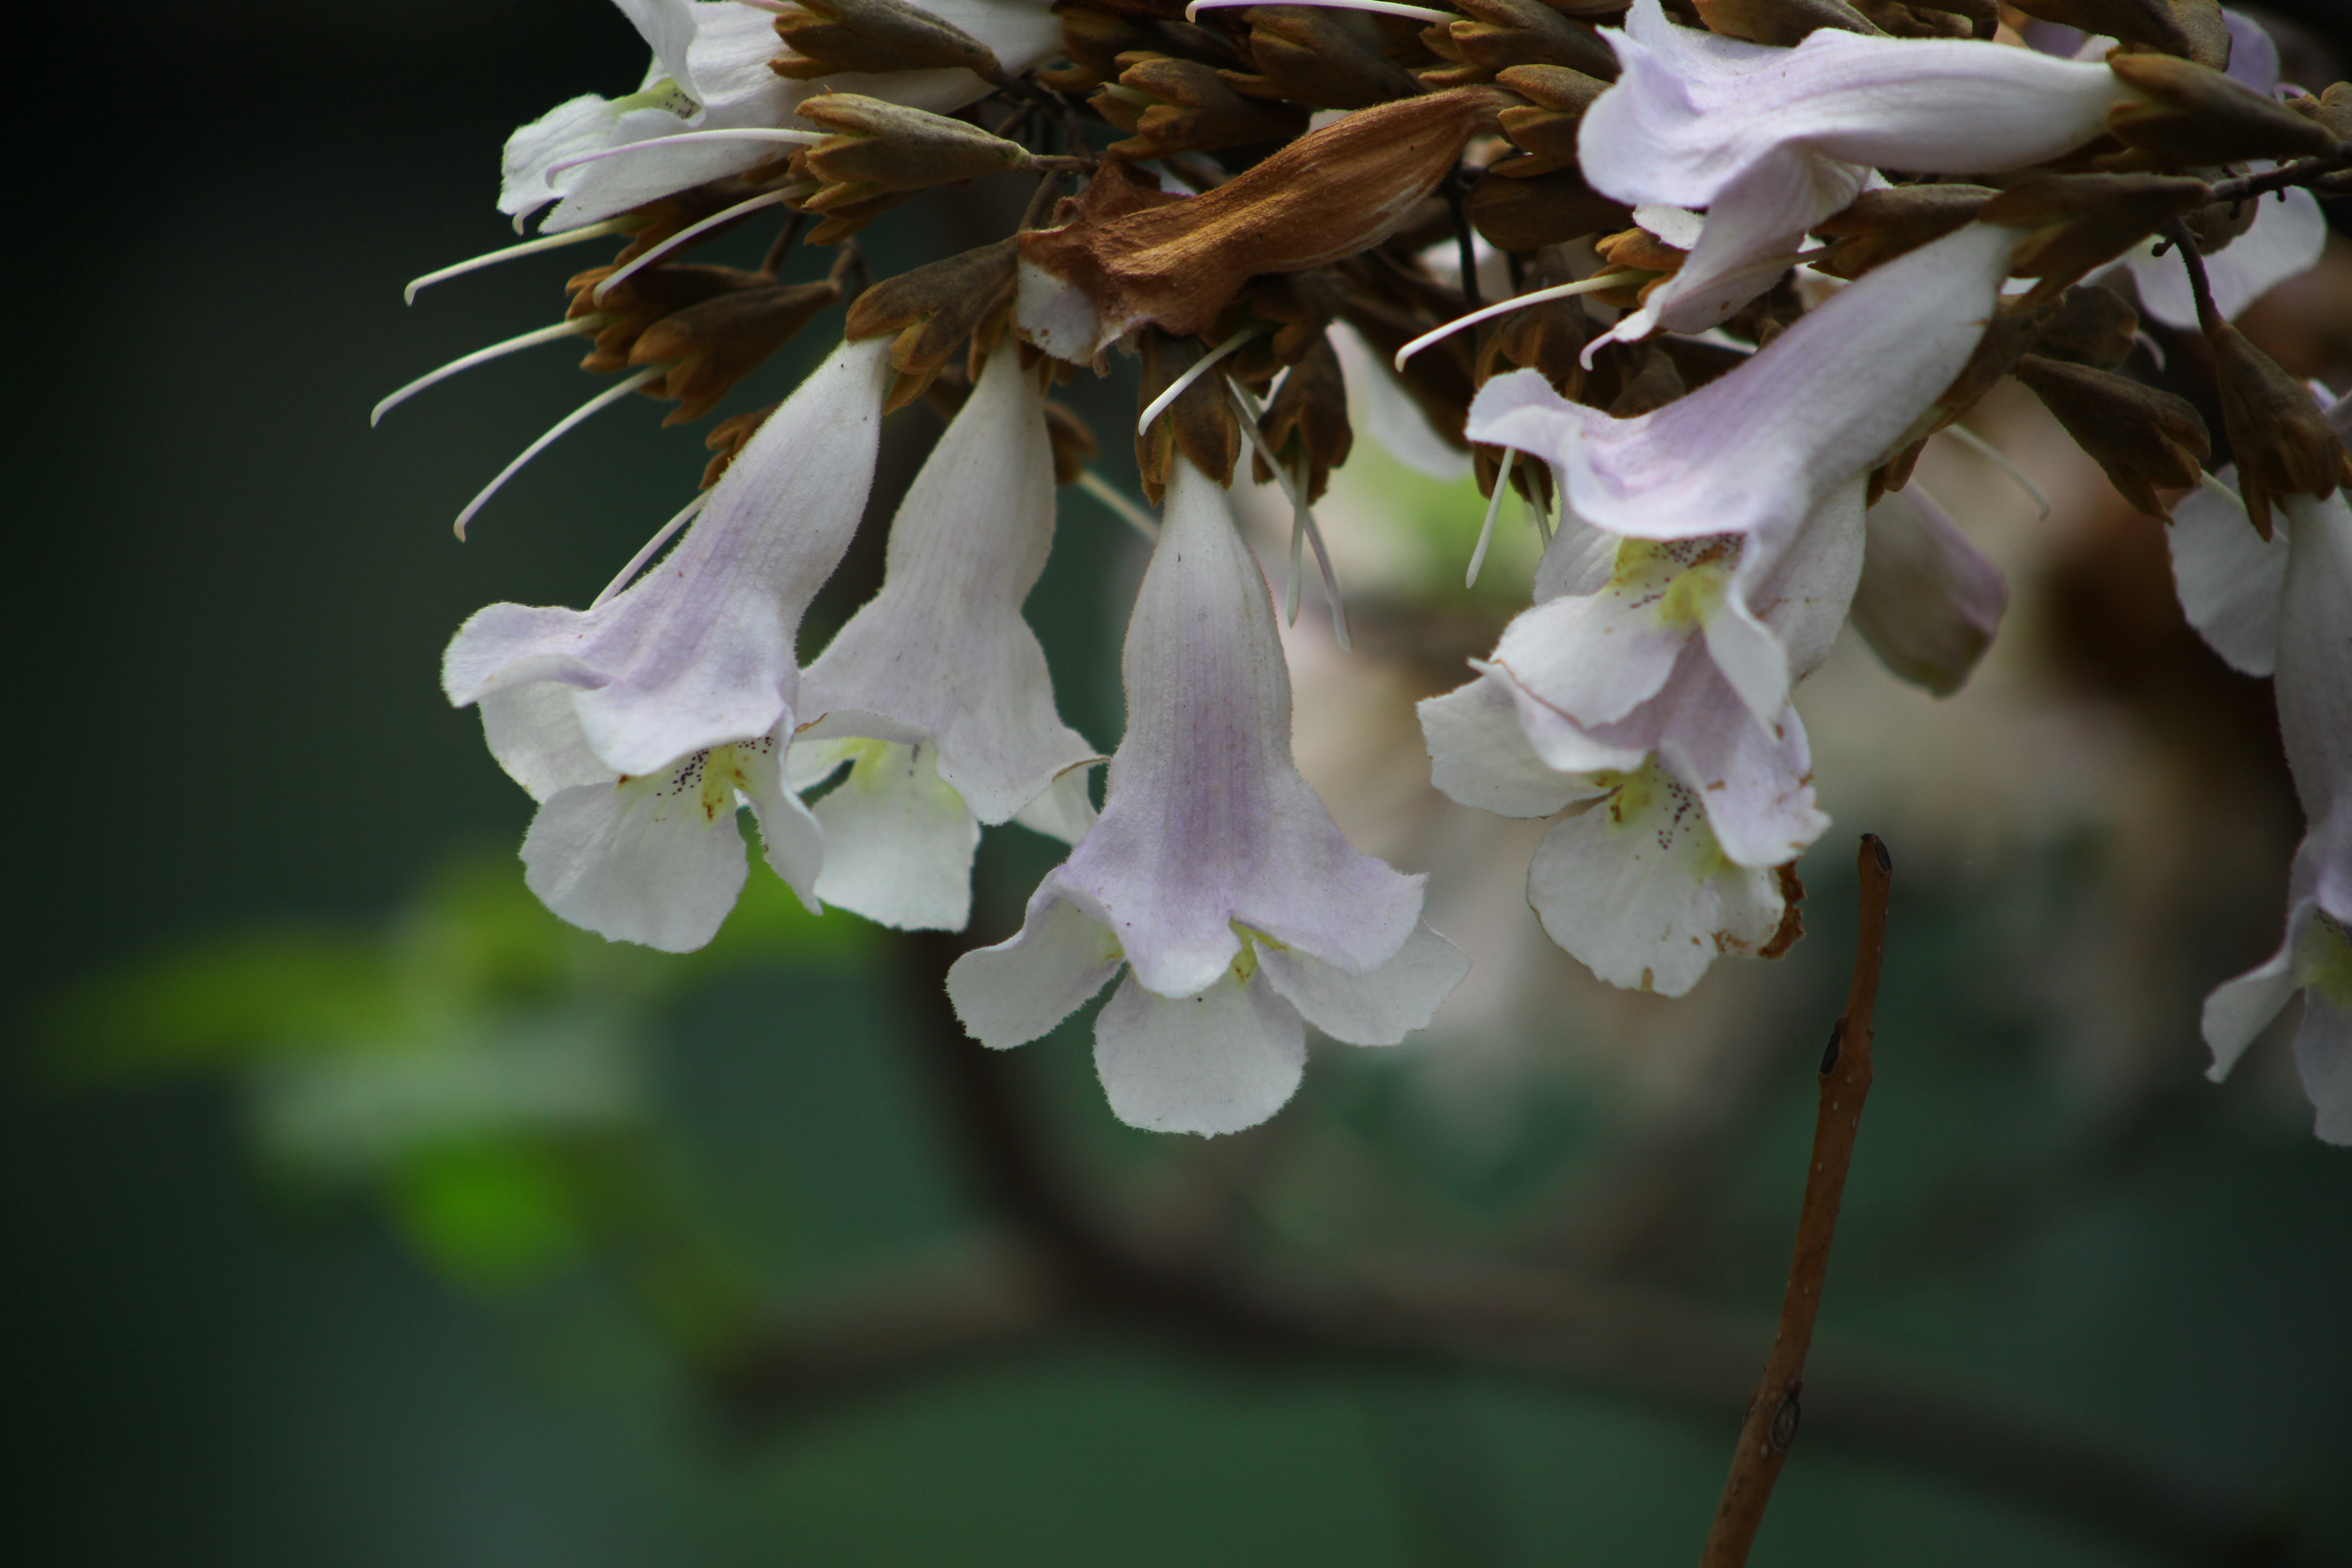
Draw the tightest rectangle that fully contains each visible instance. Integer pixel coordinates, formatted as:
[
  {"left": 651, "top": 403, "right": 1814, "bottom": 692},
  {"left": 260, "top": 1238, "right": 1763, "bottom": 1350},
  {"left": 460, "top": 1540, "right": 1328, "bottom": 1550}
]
[
  {"left": 1018, "top": 88, "right": 1511, "bottom": 359},
  {"left": 1221, "top": 7, "right": 1425, "bottom": 110},
  {"left": 1252, "top": 332, "right": 1352, "bottom": 499},
  {"left": 1690, "top": 0, "right": 1884, "bottom": 48},
  {"left": 2032, "top": 284, "right": 2140, "bottom": 369},
  {"left": 1419, "top": 0, "right": 1617, "bottom": 89},
  {"left": 1847, "top": 0, "right": 1982, "bottom": 40},
  {"left": 792, "top": 93, "right": 1036, "bottom": 211},
  {"left": 1044, "top": 9, "right": 1242, "bottom": 91},
  {"left": 701, "top": 402, "right": 779, "bottom": 488},
  {"left": 567, "top": 263, "right": 776, "bottom": 373},
  {"left": 2009, "top": 0, "right": 2227, "bottom": 67},
  {"left": 769, "top": 0, "right": 1006, "bottom": 84},
  {"left": 1094, "top": 53, "right": 1308, "bottom": 158},
  {"left": 1606, "top": 345, "right": 1688, "bottom": 418},
  {"left": 628, "top": 278, "right": 844, "bottom": 423},
  {"left": 1136, "top": 328, "right": 1240, "bottom": 499},
  {"left": 846, "top": 237, "right": 1021, "bottom": 409},
  {"left": 2103, "top": 53, "right": 2336, "bottom": 168},
  {"left": 1811, "top": 184, "right": 1994, "bottom": 280},
  {"left": 1492, "top": 64, "right": 1610, "bottom": 174},
  {"left": 1982, "top": 174, "right": 2209, "bottom": 304},
  {"left": 1476, "top": 245, "right": 1592, "bottom": 397},
  {"left": 2285, "top": 81, "right": 2352, "bottom": 143},
  {"left": 2207, "top": 320, "right": 2352, "bottom": 539},
  {"left": 1465, "top": 159, "right": 1630, "bottom": 252},
  {"left": 2012, "top": 354, "right": 2210, "bottom": 517}
]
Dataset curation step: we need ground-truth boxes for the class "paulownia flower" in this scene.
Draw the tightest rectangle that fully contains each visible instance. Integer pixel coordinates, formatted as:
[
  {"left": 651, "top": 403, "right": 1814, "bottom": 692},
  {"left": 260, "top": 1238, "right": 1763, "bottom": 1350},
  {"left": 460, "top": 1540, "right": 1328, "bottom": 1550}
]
[
  {"left": 505, "top": 0, "right": 1061, "bottom": 233},
  {"left": 946, "top": 457, "right": 1468, "bottom": 1135},
  {"left": 1468, "top": 219, "right": 2020, "bottom": 717},
  {"left": 442, "top": 336, "right": 894, "bottom": 949},
  {"left": 1578, "top": 0, "right": 2140, "bottom": 347},
  {"left": 1849, "top": 487, "right": 2010, "bottom": 696},
  {"left": 2174, "top": 392, "right": 2352, "bottom": 1142},
  {"left": 789, "top": 339, "right": 1100, "bottom": 931}
]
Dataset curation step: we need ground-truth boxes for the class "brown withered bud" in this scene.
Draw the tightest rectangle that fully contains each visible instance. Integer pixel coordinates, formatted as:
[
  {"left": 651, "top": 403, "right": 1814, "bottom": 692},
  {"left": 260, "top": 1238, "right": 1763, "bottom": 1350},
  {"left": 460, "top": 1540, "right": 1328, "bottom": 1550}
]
[
  {"left": 846, "top": 237, "right": 1020, "bottom": 409},
  {"left": 1419, "top": 0, "right": 1617, "bottom": 89},
  {"left": 1845, "top": 0, "right": 1975, "bottom": 39},
  {"left": 701, "top": 402, "right": 779, "bottom": 488},
  {"left": 2103, "top": 53, "right": 2336, "bottom": 168},
  {"left": 2285, "top": 82, "right": 2352, "bottom": 143},
  {"left": 806, "top": 187, "right": 923, "bottom": 245},
  {"left": 1234, "top": 271, "right": 1351, "bottom": 363},
  {"left": 630, "top": 278, "right": 844, "bottom": 423},
  {"left": 1252, "top": 334, "right": 1353, "bottom": 499},
  {"left": 605, "top": 184, "right": 783, "bottom": 267},
  {"left": 1881, "top": 294, "right": 2059, "bottom": 461},
  {"left": 1592, "top": 223, "right": 1690, "bottom": 309},
  {"left": 566, "top": 263, "right": 778, "bottom": 372},
  {"left": 1136, "top": 328, "right": 1241, "bottom": 499},
  {"left": 1492, "top": 64, "right": 1610, "bottom": 173},
  {"left": 2207, "top": 320, "right": 2352, "bottom": 539},
  {"left": 1606, "top": 346, "right": 1687, "bottom": 418},
  {"left": 793, "top": 93, "right": 1036, "bottom": 211},
  {"left": 2007, "top": 0, "right": 2226, "bottom": 67},
  {"left": 1044, "top": 9, "right": 1243, "bottom": 90},
  {"left": 1811, "top": 184, "right": 1994, "bottom": 279},
  {"left": 1020, "top": 88, "right": 1512, "bottom": 358},
  {"left": 2032, "top": 284, "right": 2140, "bottom": 368},
  {"left": 1691, "top": 0, "right": 1884, "bottom": 47},
  {"left": 2012, "top": 354, "right": 2210, "bottom": 517},
  {"left": 769, "top": 0, "right": 1007, "bottom": 85},
  {"left": 1982, "top": 174, "right": 2209, "bottom": 304},
  {"left": 1044, "top": 401, "right": 1099, "bottom": 487},
  {"left": 1476, "top": 245, "right": 1591, "bottom": 397},
  {"left": 1094, "top": 53, "right": 1308, "bottom": 158},
  {"left": 1465, "top": 160, "right": 1632, "bottom": 250},
  {"left": 1222, "top": 6, "right": 1425, "bottom": 109}
]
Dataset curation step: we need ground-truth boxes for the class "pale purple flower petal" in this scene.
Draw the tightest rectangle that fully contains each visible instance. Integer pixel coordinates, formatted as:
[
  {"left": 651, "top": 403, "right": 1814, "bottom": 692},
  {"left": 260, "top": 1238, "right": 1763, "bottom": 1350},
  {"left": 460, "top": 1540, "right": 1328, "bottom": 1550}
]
[
  {"left": 444, "top": 336, "right": 892, "bottom": 779},
  {"left": 949, "top": 887, "right": 1126, "bottom": 1049},
  {"left": 1852, "top": 486, "right": 2010, "bottom": 695},
  {"left": 2131, "top": 187, "right": 2325, "bottom": 328},
  {"left": 2165, "top": 468, "right": 2285, "bottom": 677},
  {"left": 1418, "top": 674, "right": 1606, "bottom": 819},
  {"left": 1256, "top": 923, "right": 1470, "bottom": 1047},
  {"left": 805, "top": 739, "right": 982, "bottom": 931},
  {"left": 1092, "top": 968, "right": 1307, "bottom": 1136}
]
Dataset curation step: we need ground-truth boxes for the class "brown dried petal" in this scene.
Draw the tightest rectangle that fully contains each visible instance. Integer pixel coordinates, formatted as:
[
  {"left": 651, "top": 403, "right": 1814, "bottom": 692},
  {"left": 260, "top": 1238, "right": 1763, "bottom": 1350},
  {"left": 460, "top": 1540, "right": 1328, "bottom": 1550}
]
[
  {"left": 1465, "top": 160, "right": 1632, "bottom": 251},
  {"left": 2012, "top": 353, "right": 2210, "bottom": 517},
  {"left": 1022, "top": 88, "right": 1510, "bottom": 349},
  {"left": 1691, "top": 0, "right": 1884, "bottom": 47},
  {"left": 769, "top": 0, "right": 1004, "bottom": 82},
  {"left": 1811, "top": 183, "right": 1994, "bottom": 280},
  {"left": 2209, "top": 319, "right": 2352, "bottom": 539}
]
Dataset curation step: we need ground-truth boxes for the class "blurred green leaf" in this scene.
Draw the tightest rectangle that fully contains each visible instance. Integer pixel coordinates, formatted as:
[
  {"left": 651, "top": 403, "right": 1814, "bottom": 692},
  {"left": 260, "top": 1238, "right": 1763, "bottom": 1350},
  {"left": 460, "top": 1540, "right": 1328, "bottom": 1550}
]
[{"left": 387, "top": 1140, "right": 590, "bottom": 1294}]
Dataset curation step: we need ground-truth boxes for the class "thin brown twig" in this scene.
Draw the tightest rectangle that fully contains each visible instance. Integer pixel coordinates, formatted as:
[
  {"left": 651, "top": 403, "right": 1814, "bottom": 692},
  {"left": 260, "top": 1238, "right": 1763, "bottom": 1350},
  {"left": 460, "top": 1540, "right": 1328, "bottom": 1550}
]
[
  {"left": 2165, "top": 220, "right": 2222, "bottom": 338},
  {"left": 2204, "top": 147, "right": 2352, "bottom": 207},
  {"left": 1700, "top": 833, "right": 1896, "bottom": 1568}
]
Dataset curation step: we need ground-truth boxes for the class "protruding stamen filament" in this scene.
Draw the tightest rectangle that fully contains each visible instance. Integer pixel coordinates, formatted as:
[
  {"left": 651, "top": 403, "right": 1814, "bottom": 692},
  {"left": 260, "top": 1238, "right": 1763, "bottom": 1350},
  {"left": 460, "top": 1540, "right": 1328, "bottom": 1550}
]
[
  {"left": 1468, "top": 447, "right": 1514, "bottom": 589},
  {"left": 371, "top": 320, "right": 597, "bottom": 426},
  {"left": 1285, "top": 452, "right": 1311, "bottom": 626},
  {"left": 2197, "top": 468, "right": 2245, "bottom": 510},
  {"left": 592, "top": 492, "right": 713, "bottom": 608},
  {"left": 1078, "top": 469, "right": 1161, "bottom": 541},
  {"left": 1138, "top": 325, "right": 1267, "bottom": 435},
  {"left": 1525, "top": 476, "right": 1555, "bottom": 546},
  {"left": 1938, "top": 423, "right": 2050, "bottom": 521},
  {"left": 452, "top": 365, "right": 669, "bottom": 540},
  {"left": 543, "top": 128, "right": 826, "bottom": 180},
  {"left": 1393, "top": 272, "right": 1646, "bottom": 372},
  {"left": 1225, "top": 377, "right": 1350, "bottom": 651},
  {"left": 1187, "top": 0, "right": 1457, "bottom": 22},
  {"left": 594, "top": 188, "right": 798, "bottom": 305},
  {"left": 404, "top": 220, "right": 633, "bottom": 305}
]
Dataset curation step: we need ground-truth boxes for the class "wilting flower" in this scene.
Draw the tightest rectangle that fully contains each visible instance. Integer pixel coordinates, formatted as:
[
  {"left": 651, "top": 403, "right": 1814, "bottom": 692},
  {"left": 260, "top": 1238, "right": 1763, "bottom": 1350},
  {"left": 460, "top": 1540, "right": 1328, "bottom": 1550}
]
[
  {"left": 2175, "top": 392, "right": 2352, "bottom": 1142},
  {"left": 1578, "top": 0, "right": 2141, "bottom": 347},
  {"left": 789, "top": 339, "right": 1100, "bottom": 931},
  {"left": 946, "top": 458, "right": 1467, "bottom": 1135},
  {"left": 442, "top": 336, "right": 894, "bottom": 949},
  {"left": 1849, "top": 487, "right": 2009, "bottom": 697},
  {"left": 506, "top": 0, "right": 1061, "bottom": 232}
]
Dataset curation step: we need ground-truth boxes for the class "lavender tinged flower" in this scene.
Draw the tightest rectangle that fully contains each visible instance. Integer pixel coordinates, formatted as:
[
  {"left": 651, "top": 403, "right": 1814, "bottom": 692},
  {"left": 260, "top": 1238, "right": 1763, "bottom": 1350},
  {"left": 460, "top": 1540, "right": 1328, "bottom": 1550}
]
[
  {"left": 789, "top": 339, "right": 1101, "bottom": 931},
  {"left": 442, "top": 336, "right": 894, "bottom": 950},
  {"left": 947, "top": 458, "right": 1466, "bottom": 1135}
]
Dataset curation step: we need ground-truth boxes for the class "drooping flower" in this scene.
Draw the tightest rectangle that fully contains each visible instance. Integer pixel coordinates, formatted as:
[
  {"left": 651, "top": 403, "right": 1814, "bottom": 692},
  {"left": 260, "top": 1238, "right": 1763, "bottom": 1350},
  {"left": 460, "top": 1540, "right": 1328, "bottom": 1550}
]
[
  {"left": 946, "top": 457, "right": 1468, "bottom": 1135},
  {"left": 2174, "top": 392, "right": 2352, "bottom": 1142},
  {"left": 1577, "top": 0, "right": 2144, "bottom": 347},
  {"left": 1849, "top": 487, "right": 2010, "bottom": 697},
  {"left": 442, "top": 336, "right": 894, "bottom": 949},
  {"left": 505, "top": 0, "right": 1062, "bottom": 233},
  {"left": 788, "top": 339, "right": 1100, "bottom": 931}
]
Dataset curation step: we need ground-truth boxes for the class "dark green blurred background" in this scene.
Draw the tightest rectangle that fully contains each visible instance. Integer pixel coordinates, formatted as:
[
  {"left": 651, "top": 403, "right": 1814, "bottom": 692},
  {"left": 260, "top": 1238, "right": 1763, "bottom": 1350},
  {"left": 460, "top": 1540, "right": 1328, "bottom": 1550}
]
[{"left": 9, "top": 4, "right": 2350, "bottom": 1565}]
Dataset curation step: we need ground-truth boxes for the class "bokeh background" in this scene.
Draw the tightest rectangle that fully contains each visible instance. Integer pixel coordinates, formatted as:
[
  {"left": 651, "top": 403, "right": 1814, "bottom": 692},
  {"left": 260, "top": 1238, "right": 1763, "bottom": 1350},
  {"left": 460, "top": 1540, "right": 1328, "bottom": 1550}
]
[{"left": 10, "top": 2, "right": 2352, "bottom": 1564}]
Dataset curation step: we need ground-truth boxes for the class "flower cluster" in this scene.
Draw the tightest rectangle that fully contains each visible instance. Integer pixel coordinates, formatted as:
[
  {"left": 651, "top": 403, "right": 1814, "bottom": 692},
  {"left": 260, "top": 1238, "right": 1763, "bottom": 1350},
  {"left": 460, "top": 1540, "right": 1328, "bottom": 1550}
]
[{"left": 395, "top": 0, "right": 2351, "bottom": 1141}]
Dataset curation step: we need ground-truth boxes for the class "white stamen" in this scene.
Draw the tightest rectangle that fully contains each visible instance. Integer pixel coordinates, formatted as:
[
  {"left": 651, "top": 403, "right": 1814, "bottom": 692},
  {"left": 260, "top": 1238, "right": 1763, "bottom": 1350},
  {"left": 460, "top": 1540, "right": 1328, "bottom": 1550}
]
[
  {"left": 1138, "top": 325, "right": 1267, "bottom": 435},
  {"left": 1392, "top": 272, "right": 1646, "bottom": 372},
  {"left": 2197, "top": 468, "right": 2245, "bottom": 509},
  {"left": 594, "top": 188, "right": 796, "bottom": 305},
  {"left": 452, "top": 365, "right": 669, "bottom": 540},
  {"left": 404, "top": 220, "right": 633, "bottom": 305},
  {"left": 1467, "top": 447, "right": 1513, "bottom": 589},
  {"left": 1078, "top": 468, "right": 1162, "bottom": 541},
  {"left": 1937, "top": 423, "right": 2050, "bottom": 521},
  {"left": 1187, "top": 0, "right": 1456, "bottom": 21},
  {"left": 1286, "top": 452, "right": 1311, "bottom": 626},
  {"left": 1525, "top": 475, "right": 1554, "bottom": 546},
  {"left": 592, "top": 492, "right": 713, "bottom": 608},
  {"left": 1225, "top": 377, "right": 1349, "bottom": 651},
  {"left": 543, "top": 128, "right": 826, "bottom": 179},
  {"left": 371, "top": 320, "right": 597, "bottom": 426},
  {"left": 734, "top": 0, "right": 793, "bottom": 13}
]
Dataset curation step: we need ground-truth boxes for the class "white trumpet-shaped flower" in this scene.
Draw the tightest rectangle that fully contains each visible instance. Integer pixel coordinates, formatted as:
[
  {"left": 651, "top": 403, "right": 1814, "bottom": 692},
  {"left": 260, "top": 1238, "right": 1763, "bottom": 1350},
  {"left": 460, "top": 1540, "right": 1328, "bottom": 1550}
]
[
  {"left": 1849, "top": 487, "right": 2009, "bottom": 697},
  {"left": 947, "top": 458, "right": 1468, "bottom": 1135},
  {"left": 2177, "top": 392, "right": 2352, "bottom": 1142},
  {"left": 1418, "top": 488, "right": 1858, "bottom": 994},
  {"left": 789, "top": 339, "right": 1101, "bottom": 931},
  {"left": 442, "top": 336, "right": 894, "bottom": 949},
  {"left": 504, "top": 0, "right": 1062, "bottom": 232},
  {"left": 1578, "top": 0, "right": 2134, "bottom": 347}
]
